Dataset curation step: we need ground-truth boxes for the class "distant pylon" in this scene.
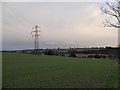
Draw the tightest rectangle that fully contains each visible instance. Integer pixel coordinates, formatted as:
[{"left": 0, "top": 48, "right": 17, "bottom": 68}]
[{"left": 31, "top": 25, "right": 40, "bottom": 52}]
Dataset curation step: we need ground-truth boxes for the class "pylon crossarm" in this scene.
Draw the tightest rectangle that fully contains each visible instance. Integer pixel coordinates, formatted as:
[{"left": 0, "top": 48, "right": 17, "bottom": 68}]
[
  {"left": 32, "top": 27, "right": 35, "bottom": 30},
  {"left": 31, "top": 31, "right": 36, "bottom": 35},
  {"left": 32, "top": 35, "right": 36, "bottom": 38}
]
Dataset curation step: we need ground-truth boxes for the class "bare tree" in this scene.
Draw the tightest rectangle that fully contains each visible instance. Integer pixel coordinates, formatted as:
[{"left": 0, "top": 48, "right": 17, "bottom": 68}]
[{"left": 101, "top": 0, "right": 120, "bottom": 28}]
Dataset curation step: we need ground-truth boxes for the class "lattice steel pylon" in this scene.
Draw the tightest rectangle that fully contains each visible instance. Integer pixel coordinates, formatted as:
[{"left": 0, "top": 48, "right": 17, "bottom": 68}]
[{"left": 31, "top": 25, "right": 40, "bottom": 52}]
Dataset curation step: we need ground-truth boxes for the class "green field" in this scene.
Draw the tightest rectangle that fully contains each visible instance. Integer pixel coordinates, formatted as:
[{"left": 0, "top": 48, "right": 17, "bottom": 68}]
[{"left": 2, "top": 52, "right": 118, "bottom": 88}]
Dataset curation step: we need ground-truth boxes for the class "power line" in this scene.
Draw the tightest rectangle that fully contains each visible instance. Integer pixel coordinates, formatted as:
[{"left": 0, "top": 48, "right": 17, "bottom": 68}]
[
  {"left": 2, "top": 20, "right": 31, "bottom": 40},
  {"left": 2, "top": 3, "right": 37, "bottom": 38},
  {"left": 2, "top": 4, "right": 33, "bottom": 33},
  {"left": 2, "top": 3, "right": 34, "bottom": 26}
]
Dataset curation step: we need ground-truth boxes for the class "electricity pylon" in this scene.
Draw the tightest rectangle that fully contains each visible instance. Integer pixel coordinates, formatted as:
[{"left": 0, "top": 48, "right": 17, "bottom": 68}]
[{"left": 31, "top": 25, "right": 40, "bottom": 53}]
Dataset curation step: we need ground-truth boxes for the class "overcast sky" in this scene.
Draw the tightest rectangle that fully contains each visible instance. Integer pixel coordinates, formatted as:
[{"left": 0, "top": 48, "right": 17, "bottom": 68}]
[
  {"left": 2, "top": 1, "right": 118, "bottom": 50},
  {"left": 0, "top": 0, "right": 116, "bottom": 2}
]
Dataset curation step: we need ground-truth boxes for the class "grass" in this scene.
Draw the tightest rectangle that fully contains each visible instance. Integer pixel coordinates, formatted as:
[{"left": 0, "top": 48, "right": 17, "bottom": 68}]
[
  {"left": 2, "top": 52, "right": 118, "bottom": 88},
  {"left": 0, "top": 52, "right": 2, "bottom": 89}
]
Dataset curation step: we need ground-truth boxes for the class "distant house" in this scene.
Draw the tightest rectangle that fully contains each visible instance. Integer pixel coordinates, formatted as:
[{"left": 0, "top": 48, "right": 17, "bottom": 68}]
[
  {"left": 75, "top": 54, "right": 90, "bottom": 58},
  {"left": 58, "top": 49, "right": 69, "bottom": 54},
  {"left": 23, "top": 50, "right": 32, "bottom": 54}
]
